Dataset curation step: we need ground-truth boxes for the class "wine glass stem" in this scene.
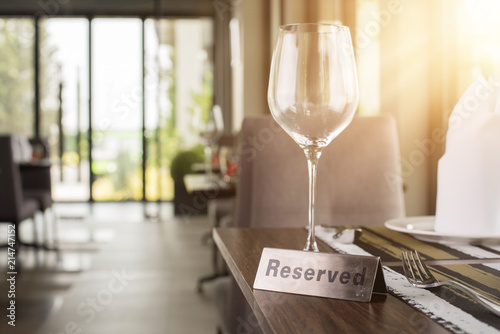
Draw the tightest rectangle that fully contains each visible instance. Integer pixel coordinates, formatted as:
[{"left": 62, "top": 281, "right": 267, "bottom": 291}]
[{"left": 304, "top": 147, "right": 323, "bottom": 252}]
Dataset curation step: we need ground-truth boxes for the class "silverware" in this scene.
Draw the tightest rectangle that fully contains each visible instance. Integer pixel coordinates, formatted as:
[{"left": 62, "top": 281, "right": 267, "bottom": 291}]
[
  {"left": 401, "top": 249, "right": 500, "bottom": 317},
  {"left": 332, "top": 228, "right": 362, "bottom": 244}
]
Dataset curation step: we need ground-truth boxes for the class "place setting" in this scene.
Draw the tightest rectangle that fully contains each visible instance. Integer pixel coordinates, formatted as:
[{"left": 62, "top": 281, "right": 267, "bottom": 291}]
[
  {"left": 312, "top": 75, "right": 500, "bottom": 332},
  {"left": 384, "top": 74, "right": 500, "bottom": 246}
]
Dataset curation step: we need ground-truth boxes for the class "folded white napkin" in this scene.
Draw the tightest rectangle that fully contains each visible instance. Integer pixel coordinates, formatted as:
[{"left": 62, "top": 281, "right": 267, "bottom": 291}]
[{"left": 435, "top": 75, "right": 500, "bottom": 236}]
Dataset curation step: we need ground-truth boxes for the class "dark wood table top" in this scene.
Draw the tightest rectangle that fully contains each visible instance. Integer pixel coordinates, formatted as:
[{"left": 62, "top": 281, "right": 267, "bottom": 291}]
[
  {"left": 213, "top": 227, "right": 500, "bottom": 334},
  {"left": 18, "top": 158, "right": 52, "bottom": 168},
  {"left": 191, "top": 162, "right": 221, "bottom": 174}
]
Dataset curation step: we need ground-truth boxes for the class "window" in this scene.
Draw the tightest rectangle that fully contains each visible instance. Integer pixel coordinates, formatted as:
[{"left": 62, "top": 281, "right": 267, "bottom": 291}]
[
  {"left": 144, "top": 18, "right": 214, "bottom": 201},
  {"left": 23, "top": 16, "right": 214, "bottom": 202},
  {"left": 0, "top": 18, "right": 34, "bottom": 136},
  {"left": 355, "top": 0, "right": 380, "bottom": 116},
  {"left": 40, "top": 18, "right": 89, "bottom": 201},
  {"left": 91, "top": 18, "right": 143, "bottom": 201}
]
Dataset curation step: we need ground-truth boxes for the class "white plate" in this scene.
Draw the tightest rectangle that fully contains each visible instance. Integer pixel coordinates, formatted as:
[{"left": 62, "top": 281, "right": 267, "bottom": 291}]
[{"left": 384, "top": 216, "right": 500, "bottom": 245}]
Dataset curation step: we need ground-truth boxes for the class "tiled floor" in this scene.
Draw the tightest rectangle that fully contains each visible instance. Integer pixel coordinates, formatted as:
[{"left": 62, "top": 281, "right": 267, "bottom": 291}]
[{"left": 0, "top": 202, "right": 220, "bottom": 334}]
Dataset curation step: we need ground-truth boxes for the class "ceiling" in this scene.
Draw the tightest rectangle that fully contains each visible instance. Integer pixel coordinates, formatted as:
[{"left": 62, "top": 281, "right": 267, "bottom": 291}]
[{"left": 0, "top": 0, "right": 215, "bottom": 17}]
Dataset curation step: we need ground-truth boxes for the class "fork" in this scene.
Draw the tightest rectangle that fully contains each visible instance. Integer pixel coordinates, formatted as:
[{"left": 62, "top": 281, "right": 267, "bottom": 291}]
[{"left": 401, "top": 249, "right": 500, "bottom": 317}]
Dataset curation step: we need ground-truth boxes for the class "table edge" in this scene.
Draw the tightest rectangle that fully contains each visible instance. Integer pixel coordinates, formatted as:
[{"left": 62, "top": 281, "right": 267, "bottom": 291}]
[{"left": 213, "top": 227, "right": 276, "bottom": 334}]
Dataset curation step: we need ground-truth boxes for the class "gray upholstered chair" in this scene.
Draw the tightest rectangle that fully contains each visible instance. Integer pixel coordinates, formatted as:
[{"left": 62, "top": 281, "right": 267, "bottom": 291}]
[
  {"left": 0, "top": 135, "right": 41, "bottom": 251},
  {"left": 213, "top": 115, "right": 405, "bottom": 334},
  {"left": 19, "top": 136, "right": 56, "bottom": 249},
  {"left": 20, "top": 158, "right": 56, "bottom": 249}
]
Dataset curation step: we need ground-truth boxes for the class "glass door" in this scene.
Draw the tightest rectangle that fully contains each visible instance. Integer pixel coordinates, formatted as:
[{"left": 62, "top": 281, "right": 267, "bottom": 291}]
[
  {"left": 91, "top": 18, "right": 143, "bottom": 201},
  {"left": 40, "top": 18, "right": 89, "bottom": 201},
  {"left": 35, "top": 16, "right": 213, "bottom": 202}
]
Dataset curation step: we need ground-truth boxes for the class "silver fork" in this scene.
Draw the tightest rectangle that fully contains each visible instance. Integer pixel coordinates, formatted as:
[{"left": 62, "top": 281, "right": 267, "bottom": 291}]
[{"left": 401, "top": 249, "right": 500, "bottom": 317}]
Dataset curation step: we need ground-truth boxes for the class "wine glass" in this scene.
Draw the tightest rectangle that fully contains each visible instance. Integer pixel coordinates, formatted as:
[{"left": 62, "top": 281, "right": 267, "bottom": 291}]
[
  {"left": 268, "top": 23, "right": 359, "bottom": 252},
  {"left": 219, "top": 145, "right": 239, "bottom": 183},
  {"left": 193, "top": 105, "right": 224, "bottom": 180}
]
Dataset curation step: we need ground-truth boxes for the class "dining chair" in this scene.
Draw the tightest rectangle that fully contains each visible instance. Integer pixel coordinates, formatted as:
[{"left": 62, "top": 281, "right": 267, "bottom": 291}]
[
  {"left": 0, "top": 135, "right": 41, "bottom": 251},
  {"left": 20, "top": 157, "right": 57, "bottom": 250},
  {"left": 213, "top": 114, "right": 405, "bottom": 334}
]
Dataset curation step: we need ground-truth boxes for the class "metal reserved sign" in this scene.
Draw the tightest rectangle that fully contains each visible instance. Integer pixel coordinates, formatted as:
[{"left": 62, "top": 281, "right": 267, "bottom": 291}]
[{"left": 253, "top": 248, "right": 387, "bottom": 302}]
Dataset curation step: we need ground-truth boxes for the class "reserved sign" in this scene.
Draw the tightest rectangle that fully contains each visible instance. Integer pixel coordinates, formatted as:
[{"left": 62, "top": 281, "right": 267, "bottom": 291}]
[{"left": 253, "top": 248, "right": 386, "bottom": 302}]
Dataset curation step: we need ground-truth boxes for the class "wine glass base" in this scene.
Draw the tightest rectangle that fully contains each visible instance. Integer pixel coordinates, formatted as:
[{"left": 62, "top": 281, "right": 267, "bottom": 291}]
[{"left": 303, "top": 240, "right": 319, "bottom": 252}]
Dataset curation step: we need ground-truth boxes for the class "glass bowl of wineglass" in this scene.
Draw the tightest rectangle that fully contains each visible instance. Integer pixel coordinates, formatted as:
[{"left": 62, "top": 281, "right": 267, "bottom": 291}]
[
  {"left": 192, "top": 105, "right": 224, "bottom": 180},
  {"left": 268, "top": 23, "right": 359, "bottom": 251}
]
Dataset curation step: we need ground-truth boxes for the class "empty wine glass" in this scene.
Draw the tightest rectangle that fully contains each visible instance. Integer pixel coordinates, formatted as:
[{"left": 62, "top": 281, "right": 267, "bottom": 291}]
[
  {"left": 193, "top": 105, "right": 224, "bottom": 180},
  {"left": 219, "top": 146, "right": 239, "bottom": 183},
  {"left": 268, "top": 23, "right": 359, "bottom": 251}
]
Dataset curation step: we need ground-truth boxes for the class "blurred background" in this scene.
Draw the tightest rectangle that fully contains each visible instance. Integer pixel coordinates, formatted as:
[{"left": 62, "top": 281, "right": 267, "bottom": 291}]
[{"left": 1, "top": 0, "right": 499, "bottom": 215}]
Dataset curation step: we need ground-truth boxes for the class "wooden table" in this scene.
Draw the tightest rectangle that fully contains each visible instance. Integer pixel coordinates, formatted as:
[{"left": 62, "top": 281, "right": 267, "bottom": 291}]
[
  {"left": 213, "top": 227, "right": 500, "bottom": 334},
  {"left": 184, "top": 173, "right": 236, "bottom": 291},
  {"left": 191, "top": 162, "right": 221, "bottom": 174}
]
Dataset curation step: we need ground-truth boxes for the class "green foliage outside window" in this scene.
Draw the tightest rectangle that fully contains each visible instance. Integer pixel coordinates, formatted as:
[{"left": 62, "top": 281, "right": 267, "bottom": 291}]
[{"left": 0, "top": 19, "right": 34, "bottom": 135}]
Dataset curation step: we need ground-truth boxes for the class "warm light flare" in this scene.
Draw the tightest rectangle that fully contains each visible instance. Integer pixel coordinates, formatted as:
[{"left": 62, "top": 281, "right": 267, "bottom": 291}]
[{"left": 461, "top": 0, "right": 500, "bottom": 74}]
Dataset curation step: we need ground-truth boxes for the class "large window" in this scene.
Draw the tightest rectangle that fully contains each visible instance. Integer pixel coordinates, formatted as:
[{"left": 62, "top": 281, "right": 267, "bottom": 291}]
[
  {"left": 144, "top": 18, "right": 214, "bottom": 201},
  {"left": 0, "top": 18, "right": 34, "bottom": 136},
  {"left": 40, "top": 18, "right": 89, "bottom": 201},
  {"left": 351, "top": 0, "right": 500, "bottom": 215},
  {"left": 0, "top": 16, "right": 213, "bottom": 202},
  {"left": 355, "top": 0, "right": 380, "bottom": 116},
  {"left": 144, "top": 18, "right": 174, "bottom": 202},
  {"left": 91, "top": 18, "right": 143, "bottom": 201},
  {"left": 454, "top": 0, "right": 500, "bottom": 96}
]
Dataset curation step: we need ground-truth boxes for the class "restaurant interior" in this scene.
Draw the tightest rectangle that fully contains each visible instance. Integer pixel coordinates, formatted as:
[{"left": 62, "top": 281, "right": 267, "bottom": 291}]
[{"left": 1, "top": 0, "right": 499, "bottom": 333}]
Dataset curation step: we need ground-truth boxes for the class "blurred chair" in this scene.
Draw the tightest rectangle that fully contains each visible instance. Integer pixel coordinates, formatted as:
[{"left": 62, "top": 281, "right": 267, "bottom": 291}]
[
  {"left": 0, "top": 135, "right": 41, "bottom": 251},
  {"left": 213, "top": 115, "right": 405, "bottom": 334},
  {"left": 20, "top": 158, "right": 57, "bottom": 250}
]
